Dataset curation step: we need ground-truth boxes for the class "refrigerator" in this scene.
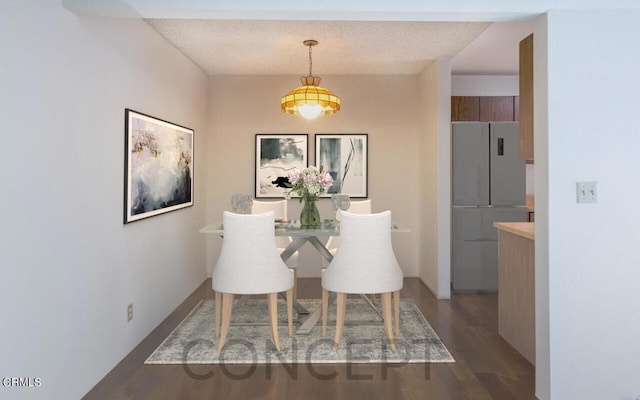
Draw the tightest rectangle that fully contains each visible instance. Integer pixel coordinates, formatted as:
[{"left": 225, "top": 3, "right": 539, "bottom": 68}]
[{"left": 452, "top": 122, "right": 528, "bottom": 292}]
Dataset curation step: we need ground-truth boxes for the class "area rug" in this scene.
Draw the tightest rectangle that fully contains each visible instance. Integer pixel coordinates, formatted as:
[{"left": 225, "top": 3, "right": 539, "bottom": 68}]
[{"left": 145, "top": 298, "right": 454, "bottom": 365}]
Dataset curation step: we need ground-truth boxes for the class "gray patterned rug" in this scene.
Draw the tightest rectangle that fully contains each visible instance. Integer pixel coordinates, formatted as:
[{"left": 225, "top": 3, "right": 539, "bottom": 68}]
[{"left": 145, "top": 298, "right": 454, "bottom": 365}]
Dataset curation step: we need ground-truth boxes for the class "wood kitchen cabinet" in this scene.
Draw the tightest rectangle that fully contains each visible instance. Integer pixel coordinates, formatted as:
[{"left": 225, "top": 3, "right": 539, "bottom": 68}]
[
  {"left": 451, "top": 96, "right": 480, "bottom": 121},
  {"left": 519, "top": 34, "right": 534, "bottom": 160},
  {"left": 480, "top": 96, "right": 516, "bottom": 121},
  {"left": 451, "top": 96, "right": 517, "bottom": 122},
  {"left": 494, "top": 222, "right": 535, "bottom": 365}
]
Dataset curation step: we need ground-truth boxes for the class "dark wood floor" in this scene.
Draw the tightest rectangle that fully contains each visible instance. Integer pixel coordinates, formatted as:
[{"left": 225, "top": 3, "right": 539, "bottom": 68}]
[{"left": 84, "top": 278, "right": 535, "bottom": 400}]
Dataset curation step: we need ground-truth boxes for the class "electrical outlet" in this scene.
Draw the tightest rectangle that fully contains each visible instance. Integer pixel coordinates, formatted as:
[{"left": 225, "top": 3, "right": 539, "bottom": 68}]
[{"left": 127, "top": 303, "right": 133, "bottom": 322}]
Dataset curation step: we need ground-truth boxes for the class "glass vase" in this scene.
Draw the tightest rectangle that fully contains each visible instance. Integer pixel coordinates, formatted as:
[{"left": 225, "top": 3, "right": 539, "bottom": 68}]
[{"left": 300, "top": 196, "right": 321, "bottom": 227}]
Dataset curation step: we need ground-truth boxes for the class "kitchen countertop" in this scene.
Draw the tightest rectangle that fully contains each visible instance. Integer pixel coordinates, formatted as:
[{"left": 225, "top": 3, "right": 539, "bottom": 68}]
[{"left": 493, "top": 222, "right": 535, "bottom": 240}]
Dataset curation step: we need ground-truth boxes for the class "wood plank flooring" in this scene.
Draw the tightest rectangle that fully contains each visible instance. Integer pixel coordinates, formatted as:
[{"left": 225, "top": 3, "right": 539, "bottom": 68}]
[{"left": 83, "top": 278, "right": 535, "bottom": 400}]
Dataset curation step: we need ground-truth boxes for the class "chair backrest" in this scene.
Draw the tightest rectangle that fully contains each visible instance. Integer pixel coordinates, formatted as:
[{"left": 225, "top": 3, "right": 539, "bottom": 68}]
[
  {"left": 323, "top": 210, "right": 403, "bottom": 294},
  {"left": 212, "top": 211, "right": 293, "bottom": 295},
  {"left": 327, "top": 199, "right": 372, "bottom": 250},
  {"left": 251, "top": 199, "right": 291, "bottom": 248},
  {"left": 335, "top": 199, "right": 372, "bottom": 221},
  {"left": 252, "top": 199, "right": 287, "bottom": 221}
]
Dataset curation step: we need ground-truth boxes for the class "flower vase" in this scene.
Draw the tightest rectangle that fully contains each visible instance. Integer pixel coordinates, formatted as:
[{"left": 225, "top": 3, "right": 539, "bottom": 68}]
[{"left": 300, "top": 196, "right": 321, "bottom": 227}]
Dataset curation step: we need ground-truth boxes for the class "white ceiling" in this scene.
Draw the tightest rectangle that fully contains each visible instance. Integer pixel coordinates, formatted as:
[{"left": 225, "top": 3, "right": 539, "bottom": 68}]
[
  {"left": 450, "top": 21, "right": 533, "bottom": 75},
  {"left": 144, "top": 19, "right": 533, "bottom": 76}
]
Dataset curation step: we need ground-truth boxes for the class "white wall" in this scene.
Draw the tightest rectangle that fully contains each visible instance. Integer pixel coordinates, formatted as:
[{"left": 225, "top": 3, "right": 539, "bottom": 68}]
[
  {"left": 0, "top": 2, "right": 209, "bottom": 399},
  {"left": 206, "top": 75, "right": 423, "bottom": 278},
  {"left": 534, "top": 15, "right": 551, "bottom": 399},
  {"left": 419, "top": 60, "right": 452, "bottom": 299},
  {"left": 451, "top": 75, "right": 519, "bottom": 96},
  {"left": 536, "top": 10, "right": 640, "bottom": 400}
]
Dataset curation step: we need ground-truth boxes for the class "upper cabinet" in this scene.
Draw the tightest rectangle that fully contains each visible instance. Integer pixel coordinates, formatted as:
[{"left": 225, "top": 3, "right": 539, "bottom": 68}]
[
  {"left": 480, "top": 96, "right": 516, "bottom": 121},
  {"left": 519, "top": 34, "right": 534, "bottom": 160},
  {"left": 451, "top": 96, "right": 480, "bottom": 121},
  {"left": 451, "top": 96, "right": 518, "bottom": 122}
]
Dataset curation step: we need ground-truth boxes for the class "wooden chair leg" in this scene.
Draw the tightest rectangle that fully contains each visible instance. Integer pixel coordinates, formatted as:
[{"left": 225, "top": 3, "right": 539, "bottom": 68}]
[
  {"left": 292, "top": 268, "right": 298, "bottom": 301},
  {"left": 286, "top": 288, "right": 293, "bottom": 337},
  {"left": 382, "top": 292, "right": 396, "bottom": 352},
  {"left": 321, "top": 288, "right": 329, "bottom": 337},
  {"left": 394, "top": 290, "right": 400, "bottom": 336},
  {"left": 215, "top": 291, "right": 221, "bottom": 338},
  {"left": 218, "top": 293, "right": 234, "bottom": 352},
  {"left": 268, "top": 293, "right": 281, "bottom": 351},
  {"left": 333, "top": 292, "right": 347, "bottom": 351}
]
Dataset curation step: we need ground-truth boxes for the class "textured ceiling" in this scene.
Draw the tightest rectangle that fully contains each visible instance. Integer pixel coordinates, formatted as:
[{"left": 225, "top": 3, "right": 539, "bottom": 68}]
[{"left": 144, "top": 19, "right": 532, "bottom": 76}]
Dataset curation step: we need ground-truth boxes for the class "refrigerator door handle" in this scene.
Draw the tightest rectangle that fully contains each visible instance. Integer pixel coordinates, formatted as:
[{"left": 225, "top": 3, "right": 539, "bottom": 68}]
[{"left": 497, "top": 138, "right": 504, "bottom": 156}]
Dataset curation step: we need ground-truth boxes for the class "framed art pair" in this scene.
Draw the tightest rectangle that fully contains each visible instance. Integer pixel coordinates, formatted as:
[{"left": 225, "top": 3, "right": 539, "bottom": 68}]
[{"left": 255, "top": 133, "right": 368, "bottom": 199}]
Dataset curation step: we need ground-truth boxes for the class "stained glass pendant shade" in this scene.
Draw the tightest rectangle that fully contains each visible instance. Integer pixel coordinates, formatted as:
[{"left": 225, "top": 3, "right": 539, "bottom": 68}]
[{"left": 281, "top": 40, "right": 341, "bottom": 120}]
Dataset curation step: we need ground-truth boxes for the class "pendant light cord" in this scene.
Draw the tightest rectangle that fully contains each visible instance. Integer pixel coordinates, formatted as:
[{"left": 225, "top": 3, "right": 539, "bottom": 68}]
[{"left": 308, "top": 43, "right": 313, "bottom": 76}]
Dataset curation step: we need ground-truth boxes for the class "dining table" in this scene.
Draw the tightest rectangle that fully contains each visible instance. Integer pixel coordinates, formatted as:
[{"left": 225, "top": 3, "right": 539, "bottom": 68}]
[{"left": 200, "top": 219, "right": 410, "bottom": 334}]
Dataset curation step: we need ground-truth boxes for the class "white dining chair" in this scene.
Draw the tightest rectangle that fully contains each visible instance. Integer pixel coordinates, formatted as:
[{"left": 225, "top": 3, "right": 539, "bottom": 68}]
[
  {"left": 323, "top": 199, "right": 372, "bottom": 267},
  {"left": 252, "top": 200, "right": 298, "bottom": 266},
  {"left": 252, "top": 199, "right": 299, "bottom": 298},
  {"left": 211, "top": 211, "right": 294, "bottom": 352},
  {"left": 321, "top": 210, "right": 403, "bottom": 352}
]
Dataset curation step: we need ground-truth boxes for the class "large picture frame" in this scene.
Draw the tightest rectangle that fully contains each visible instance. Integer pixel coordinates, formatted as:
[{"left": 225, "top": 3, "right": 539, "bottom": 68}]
[
  {"left": 124, "top": 109, "right": 194, "bottom": 223},
  {"left": 255, "top": 134, "right": 308, "bottom": 198},
  {"left": 315, "top": 133, "right": 368, "bottom": 198}
]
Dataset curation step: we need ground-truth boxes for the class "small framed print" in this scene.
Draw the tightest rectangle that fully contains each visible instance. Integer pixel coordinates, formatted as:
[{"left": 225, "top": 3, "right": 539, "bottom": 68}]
[
  {"left": 124, "top": 109, "right": 194, "bottom": 223},
  {"left": 315, "top": 134, "right": 368, "bottom": 198},
  {"left": 255, "top": 134, "right": 308, "bottom": 198}
]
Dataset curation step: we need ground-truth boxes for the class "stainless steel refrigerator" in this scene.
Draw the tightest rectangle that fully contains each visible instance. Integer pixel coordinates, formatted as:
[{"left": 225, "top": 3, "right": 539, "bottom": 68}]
[{"left": 452, "top": 122, "right": 527, "bottom": 292}]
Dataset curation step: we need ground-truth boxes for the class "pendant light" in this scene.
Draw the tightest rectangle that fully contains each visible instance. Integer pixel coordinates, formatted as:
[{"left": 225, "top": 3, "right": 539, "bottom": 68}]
[{"left": 281, "top": 40, "right": 340, "bottom": 119}]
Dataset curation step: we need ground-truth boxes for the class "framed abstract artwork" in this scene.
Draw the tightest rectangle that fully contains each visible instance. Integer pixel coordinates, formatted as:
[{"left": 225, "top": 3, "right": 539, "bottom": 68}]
[
  {"left": 315, "top": 133, "right": 368, "bottom": 198},
  {"left": 124, "top": 109, "right": 194, "bottom": 223},
  {"left": 255, "top": 134, "right": 308, "bottom": 198}
]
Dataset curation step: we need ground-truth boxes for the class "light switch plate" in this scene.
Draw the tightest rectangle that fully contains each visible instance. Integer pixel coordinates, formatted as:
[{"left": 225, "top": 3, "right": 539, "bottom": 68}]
[{"left": 576, "top": 181, "right": 597, "bottom": 203}]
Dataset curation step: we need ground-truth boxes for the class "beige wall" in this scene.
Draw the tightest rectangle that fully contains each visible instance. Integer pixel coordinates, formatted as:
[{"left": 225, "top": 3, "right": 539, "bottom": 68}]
[{"left": 205, "top": 75, "right": 425, "bottom": 277}]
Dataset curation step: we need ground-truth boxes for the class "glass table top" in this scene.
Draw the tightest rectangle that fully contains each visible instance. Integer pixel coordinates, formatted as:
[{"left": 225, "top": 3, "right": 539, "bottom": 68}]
[{"left": 199, "top": 219, "right": 409, "bottom": 236}]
